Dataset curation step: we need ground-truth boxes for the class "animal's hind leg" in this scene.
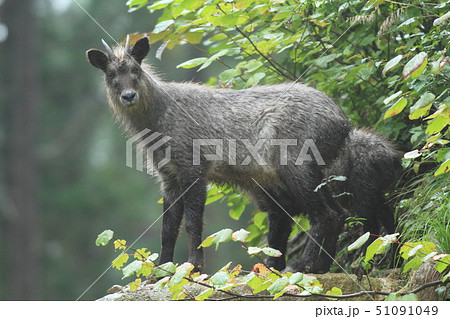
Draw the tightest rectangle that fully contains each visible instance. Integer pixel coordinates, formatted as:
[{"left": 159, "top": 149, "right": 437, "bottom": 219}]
[
  {"left": 280, "top": 164, "right": 344, "bottom": 273},
  {"left": 251, "top": 188, "right": 295, "bottom": 271},
  {"left": 286, "top": 203, "right": 344, "bottom": 273}
]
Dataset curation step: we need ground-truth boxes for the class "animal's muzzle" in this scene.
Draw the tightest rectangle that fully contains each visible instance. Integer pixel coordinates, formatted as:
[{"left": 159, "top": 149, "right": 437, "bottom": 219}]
[{"left": 121, "top": 90, "right": 138, "bottom": 106}]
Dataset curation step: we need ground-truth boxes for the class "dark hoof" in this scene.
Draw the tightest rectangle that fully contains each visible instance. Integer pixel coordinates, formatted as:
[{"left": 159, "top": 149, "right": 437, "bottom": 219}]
[{"left": 265, "top": 257, "right": 286, "bottom": 271}]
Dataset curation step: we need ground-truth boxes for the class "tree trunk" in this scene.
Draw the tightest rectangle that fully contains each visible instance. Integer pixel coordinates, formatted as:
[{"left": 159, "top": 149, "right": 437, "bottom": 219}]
[{"left": 2, "top": 0, "right": 41, "bottom": 300}]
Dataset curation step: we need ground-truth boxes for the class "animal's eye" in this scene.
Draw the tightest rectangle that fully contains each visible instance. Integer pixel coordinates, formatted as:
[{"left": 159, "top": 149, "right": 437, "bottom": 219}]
[{"left": 107, "top": 71, "right": 116, "bottom": 81}]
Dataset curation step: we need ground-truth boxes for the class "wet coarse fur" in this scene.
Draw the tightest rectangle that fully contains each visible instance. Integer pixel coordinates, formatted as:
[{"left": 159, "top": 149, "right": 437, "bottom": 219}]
[
  {"left": 85, "top": 37, "right": 400, "bottom": 273},
  {"left": 325, "top": 129, "right": 402, "bottom": 245}
]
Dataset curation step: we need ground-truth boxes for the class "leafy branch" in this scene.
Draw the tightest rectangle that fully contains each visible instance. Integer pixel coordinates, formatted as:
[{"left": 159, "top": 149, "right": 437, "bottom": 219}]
[{"left": 97, "top": 227, "right": 449, "bottom": 301}]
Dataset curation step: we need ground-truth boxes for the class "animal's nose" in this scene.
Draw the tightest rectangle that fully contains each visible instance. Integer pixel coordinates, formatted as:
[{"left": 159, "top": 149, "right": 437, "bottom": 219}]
[{"left": 121, "top": 90, "right": 137, "bottom": 105}]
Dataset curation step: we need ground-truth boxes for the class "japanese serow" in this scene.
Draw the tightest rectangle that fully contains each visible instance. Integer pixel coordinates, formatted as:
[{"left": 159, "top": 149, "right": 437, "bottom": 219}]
[{"left": 86, "top": 36, "right": 397, "bottom": 273}]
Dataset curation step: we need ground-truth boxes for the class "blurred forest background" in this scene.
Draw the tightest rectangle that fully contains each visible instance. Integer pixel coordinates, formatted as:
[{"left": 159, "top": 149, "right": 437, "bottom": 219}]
[
  {"left": 0, "top": 0, "right": 250, "bottom": 300},
  {"left": 0, "top": 0, "right": 448, "bottom": 301}
]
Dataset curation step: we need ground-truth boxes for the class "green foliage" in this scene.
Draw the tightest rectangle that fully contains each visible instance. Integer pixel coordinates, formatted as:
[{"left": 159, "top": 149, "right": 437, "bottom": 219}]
[
  {"left": 397, "top": 173, "right": 450, "bottom": 253},
  {"left": 349, "top": 232, "right": 450, "bottom": 290},
  {"left": 98, "top": 228, "right": 326, "bottom": 300},
  {"left": 99, "top": 227, "right": 450, "bottom": 300}
]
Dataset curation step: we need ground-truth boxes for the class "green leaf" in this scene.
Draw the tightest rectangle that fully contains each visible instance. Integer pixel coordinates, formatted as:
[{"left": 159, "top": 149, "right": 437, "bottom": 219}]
[
  {"left": 205, "top": 186, "right": 224, "bottom": 205},
  {"left": 246, "top": 72, "right": 266, "bottom": 87},
  {"left": 435, "top": 158, "right": 450, "bottom": 176},
  {"left": 315, "top": 54, "right": 338, "bottom": 68},
  {"left": 267, "top": 277, "right": 289, "bottom": 295},
  {"left": 152, "top": 261, "right": 176, "bottom": 278},
  {"left": 426, "top": 116, "right": 449, "bottom": 135},
  {"left": 348, "top": 232, "right": 371, "bottom": 251},
  {"left": 435, "top": 255, "right": 450, "bottom": 273},
  {"left": 122, "top": 260, "right": 143, "bottom": 278},
  {"left": 137, "top": 262, "right": 154, "bottom": 277},
  {"left": 245, "top": 224, "right": 263, "bottom": 246},
  {"left": 232, "top": 229, "right": 250, "bottom": 242},
  {"left": 407, "top": 244, "right": 423, "bottom": 257},
  {"left": 252, "top": 278, "right": 273, "bottom": 294},
  {"left": 247, "top": 246, "right": 263, "bottom": 255},
  {"left": 383, "top": 91, "right": 403, "bottom": 105},
  {"left": 155, "top": 41, "right": 170, "bottom": 60},
  {"left": 273, "top": 11, "right": 291, "bottom": 21},
  {"left": 198, "top": 49, "right": 229, "bottom": 71},
  {"left": 409, "top": 103, "right": 432, "bottom": 120},
  {"left": 326, "top": 287, "right": 343, "bottom": 296},
  {"left": 288, "top": 272, "right": 304, "bottom": 285},
  {"left": 148, "top": 0, "right": 174, "bottom": 10},
  {"left": 365, "top": 238, "right": 384, "bottom": 262},
  {"left": 245, "top": 273, "right": 262, "bottom": 290},
  {"left": 113, "top": 239, "right": 126, "bottom": 250},
  {"left": 262, "top": 247, "right": 282, "bottom": 257},
  {"left": 246, "top": 60, "right": 263, "bottom": 73},
  {"left": 96, "top": 230, "right": 114, "bottom": 246},
  {"left": 410, "top": 92, "right": 435, "bottom": 114},
  {"left": 229, "top": 201, "right": 246, "bottom": 220},
  {"left": 129, "top": 278, "right": 142, "bottom": 291},
  {"left": 195, "top": 288, "right": 213, "bottom": 301},
  {"left": 210, "top": 271, "right": 230, "bottom": 288},
  {"left": 177, "top": 57, "right": 208, "bottom": 69},
  {"left": 442, "top": 272, "right": 450, "bottom": 282},
  {"left": 434, "top": 11, "right": 450, "bottom": 26},
  {"left": 169, "top": 262, "right": 194, "bottom": 285},
  {"left": 400, "top": 293, "right": 419, "bottom": 301},
  {"left": 112, "top": 253, "right": 129, "bottom": 270},
  {"left": 383, "top": 55, "right": 403, "bottom": 75},
  {"left": 384, "top": 98, "right": 407, "bottom": 119},
  {"left": 154, "top": 276, "right": 170, "bottom": 290},
  {"left": 253, "top": 212, "right": 268, "bottom": 229},
  {"left": 198, "top": 228, "right": 233, "bottom": 250},
  {"left": 402, "top": 52, "right": 427, "bottom": 79},
  {"left": 153, "top": 19, "right": 175, "bottom": 33},
  {"left": 247, "top": 246, "right": 282, "bottom": 257},
  {"left": 385, "top": 293, "right": 400, "bottom": 301},
  {"left": 366, "top": 0, "right": 385, "bottom": 8},
  {"left": 402, "top": 257, "right": 422, "bottom": 273},
  {"left": 134, "top": 248, "right": 151, "bottom": 261},
  {"left": 127, "top": 0, "right": 149, "bottom": 12}
]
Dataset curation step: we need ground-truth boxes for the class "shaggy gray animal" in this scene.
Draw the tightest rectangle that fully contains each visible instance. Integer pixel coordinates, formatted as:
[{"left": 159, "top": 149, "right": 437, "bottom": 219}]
[
  {"left": 325, "top": 128, "right": 401, "bottom": 237},
  {"left": 87, "top": 36, "right": 354, "bottom": 273}
]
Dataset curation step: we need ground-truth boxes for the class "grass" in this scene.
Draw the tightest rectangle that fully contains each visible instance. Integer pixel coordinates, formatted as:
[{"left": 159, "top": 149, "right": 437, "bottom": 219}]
[{"left": 397, "top": 172, "right": 450, "bottom": 253}]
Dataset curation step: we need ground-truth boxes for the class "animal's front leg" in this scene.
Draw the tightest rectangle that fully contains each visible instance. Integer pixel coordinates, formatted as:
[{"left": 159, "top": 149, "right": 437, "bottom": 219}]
[
  {"left": 182, "top": 178, "right": 207, "bottom": 271},
  {"left": 159, "top": 195, "right": 184, "bottom": 265},
  {"left": 266, "top": 210, "right": 293, "bottom": 271}
]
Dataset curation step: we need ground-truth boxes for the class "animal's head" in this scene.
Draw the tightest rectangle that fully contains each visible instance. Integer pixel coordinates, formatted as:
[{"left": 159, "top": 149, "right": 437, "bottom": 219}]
[{"left": 86, "top": 36, "right": 151, "bottom": 107}]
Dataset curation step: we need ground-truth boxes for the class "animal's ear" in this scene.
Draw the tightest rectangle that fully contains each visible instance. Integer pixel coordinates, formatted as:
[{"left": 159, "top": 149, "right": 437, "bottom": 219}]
[
  {"left": 131, "top": 37, "right": 150, "bottom": 65},
  {"left": 86, "top": 49, "right": 108, "bottom": 72}
]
